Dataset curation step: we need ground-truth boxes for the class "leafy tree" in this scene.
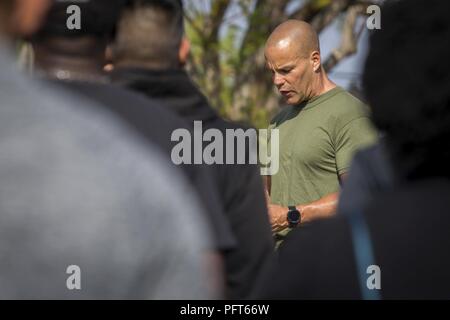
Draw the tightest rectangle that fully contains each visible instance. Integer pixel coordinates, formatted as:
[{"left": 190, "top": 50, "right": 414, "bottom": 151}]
[{"left": 184, "top": 0, "right": 377, "bottom": 128}]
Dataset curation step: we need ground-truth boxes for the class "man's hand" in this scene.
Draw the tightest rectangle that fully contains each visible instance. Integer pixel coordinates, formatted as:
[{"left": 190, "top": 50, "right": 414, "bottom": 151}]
[
  {"left": 264, "top": 174, "right": 340, "bottom": 232},
  {"left": 268, "top": 204, "right": 289, "bottom": 233},
  {"left": 266, "top": 192, "right": 339, "bottom": 232},
  {"left": 265, "top": 186, "right": 289, "bottom": 233},
  {"left": 265, "top": 183, "right": 291, "bottom": 233}
]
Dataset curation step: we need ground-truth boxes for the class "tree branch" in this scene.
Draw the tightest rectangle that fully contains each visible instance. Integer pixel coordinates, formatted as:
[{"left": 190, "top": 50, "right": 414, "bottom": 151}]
[
  {"left": 310, "top": 0, "right": 354, "bottom": 33},
  {"left": 322, "top": 3, "right": 368, "bottom": 72},
  {"left": 184, "top": 11, "right": 205, "bottom": 40},
  {"left": 288, "top": 0, "right": 330, "bottom": 22},
  {"left": 208, "top": 0, "right": 231, "bottom": 42}
]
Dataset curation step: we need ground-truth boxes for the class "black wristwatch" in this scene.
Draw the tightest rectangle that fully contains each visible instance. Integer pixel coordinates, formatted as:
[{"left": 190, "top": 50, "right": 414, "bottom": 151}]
[{"left": 287, "top": 206, "right": 301, "bottom": 228}]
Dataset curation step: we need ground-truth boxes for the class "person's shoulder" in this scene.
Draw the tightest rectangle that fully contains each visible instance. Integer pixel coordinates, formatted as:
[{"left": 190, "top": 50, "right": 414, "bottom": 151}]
[
  {"left": 0, "top": 77, "right": 214, "bottom": 298},
  {"left": 329, "top": 87, "right": 371, "bottom": 118},
  {"left": 321, "top": 87, "right": 373, "bottom": 132},
  {"left": 51, "top": 80, "right": 190, "bottom": 155},
  {"left": 55, "top": 81, "right": 187, "bottom": 125}
]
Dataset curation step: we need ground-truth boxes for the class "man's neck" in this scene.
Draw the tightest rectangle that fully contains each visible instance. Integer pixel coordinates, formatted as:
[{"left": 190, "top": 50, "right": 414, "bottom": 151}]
[
  {"left": 33, "top": 37, "right": 108, "bottom": 83},
  {"left": 114, "top": 58, "right": 179, "bottom": 72},
  {"left": 310, "top": 69, "right": 337, "bottom": 98}
]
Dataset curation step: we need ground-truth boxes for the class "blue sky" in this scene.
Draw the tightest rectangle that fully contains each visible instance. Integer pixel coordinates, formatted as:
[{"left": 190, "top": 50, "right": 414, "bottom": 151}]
[{"left": 320, "top": 16, "right": 369, "bottom": 90}]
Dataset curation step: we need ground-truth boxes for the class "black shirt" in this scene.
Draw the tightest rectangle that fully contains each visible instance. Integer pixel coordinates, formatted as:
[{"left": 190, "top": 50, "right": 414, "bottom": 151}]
[{"left": 111, "top": 68, "right": 275, "bottom": 299}]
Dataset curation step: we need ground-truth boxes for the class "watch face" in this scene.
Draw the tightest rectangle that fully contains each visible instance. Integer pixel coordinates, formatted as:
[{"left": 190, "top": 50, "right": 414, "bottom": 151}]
[{"left": 287, "top": 209, "right": 300, "bottom": 223}]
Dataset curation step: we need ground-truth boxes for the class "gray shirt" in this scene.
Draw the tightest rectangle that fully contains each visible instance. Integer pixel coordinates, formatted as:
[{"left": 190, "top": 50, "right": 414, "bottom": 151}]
[{"left": 0, "top": 44, "right": 216, "bottom": 299}]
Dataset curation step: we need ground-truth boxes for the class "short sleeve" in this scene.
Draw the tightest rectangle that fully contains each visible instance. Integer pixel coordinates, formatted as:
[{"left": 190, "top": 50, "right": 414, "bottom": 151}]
[{"left": 334, "top": 117, "right": 378, "bottom": 175}]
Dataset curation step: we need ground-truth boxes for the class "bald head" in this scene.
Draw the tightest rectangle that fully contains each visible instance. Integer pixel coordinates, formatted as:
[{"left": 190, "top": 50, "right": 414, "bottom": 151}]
[
  {"left": 264, "top": 20, "right": 334, "bottom": 105},
  {"left": 266, "top": 20, "right": 319, "bottom": 58}
]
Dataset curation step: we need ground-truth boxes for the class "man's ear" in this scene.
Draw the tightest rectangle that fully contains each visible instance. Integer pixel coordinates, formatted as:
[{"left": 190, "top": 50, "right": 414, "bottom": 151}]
[
  {"left": 10, "top": 0, "right": 51, "bottom": 37},
  {"left": 104, "top": 45, "right": 115, "bottom": 72},
  {"left": 178, "top": 37, "right": 190, "bottom": 66},
  {"left": 311, "top": 50, "right": 321, "bottom": 72}
]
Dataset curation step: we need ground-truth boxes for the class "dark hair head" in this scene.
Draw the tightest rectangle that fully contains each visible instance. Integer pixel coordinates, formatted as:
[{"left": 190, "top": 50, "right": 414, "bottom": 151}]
[
  {"left": 363, "top": 0, "right": 450, "bottom": 180},
  {"left": 35, "top": 0, "right": 127, "bottom": 39},
  {"left": 113, "top": 0, "right": 184, "bottom": 68}
]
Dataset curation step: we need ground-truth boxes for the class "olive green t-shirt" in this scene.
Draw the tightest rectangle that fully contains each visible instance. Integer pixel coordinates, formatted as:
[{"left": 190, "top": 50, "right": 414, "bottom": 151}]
[{"left": 268, "top": 86, "right": 377, "bottom": 209}]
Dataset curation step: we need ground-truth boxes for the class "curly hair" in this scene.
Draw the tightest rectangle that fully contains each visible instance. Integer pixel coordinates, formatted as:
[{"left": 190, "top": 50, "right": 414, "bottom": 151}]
[{"left": 363, "top": 0, "right": 450, "bottom": 180}]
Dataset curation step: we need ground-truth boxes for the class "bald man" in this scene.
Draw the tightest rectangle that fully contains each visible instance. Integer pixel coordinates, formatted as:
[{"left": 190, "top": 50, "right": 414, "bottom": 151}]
[{"left": 264, "top": 20, "right": 377, "bottom": 241}]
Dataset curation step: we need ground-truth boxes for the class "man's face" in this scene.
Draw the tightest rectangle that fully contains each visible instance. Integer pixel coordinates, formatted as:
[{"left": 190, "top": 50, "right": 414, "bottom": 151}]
[{"left": 265, "top": 43, "right": 314, "bottom": 105}]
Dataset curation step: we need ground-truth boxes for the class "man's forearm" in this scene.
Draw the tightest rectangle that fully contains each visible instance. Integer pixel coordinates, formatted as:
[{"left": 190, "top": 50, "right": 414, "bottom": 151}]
[
  {"left": 267, "top": 192, "right": 339, "bottom": 232},
  {"left": 266, "top": 174, "right": 343, "bottom": 232},
  {"left": 263, "top": 175, "right": 271, "bottom": 195},
  {"left": 296, "top": 192, "right": 339, "bottom": 224},
  {"left": 297, "top": 173, "right": 345, "bottom": 223}
]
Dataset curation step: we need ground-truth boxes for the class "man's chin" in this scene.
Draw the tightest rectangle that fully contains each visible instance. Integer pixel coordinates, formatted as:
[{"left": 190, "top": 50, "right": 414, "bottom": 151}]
[{"left": 284, "top": 96, "right": 301, "bottom": 106}]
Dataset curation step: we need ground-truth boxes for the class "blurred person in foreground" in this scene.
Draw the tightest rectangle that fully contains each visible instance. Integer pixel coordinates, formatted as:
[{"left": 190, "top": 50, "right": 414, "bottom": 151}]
[
  {"left": 337, "top": 138, "right": 396, "bottom": 216},
  {"left": 110, "top": 0, "right": 274, "bottom": 299},
  {"left": 30, "top": 0, "right": 237, "bottom": 290},
  {"left": 263, "top": 20, "right": 378, "bottom": 243},
  {"left": 258, "top": 0, "right": 450, "bottom": 299},
  {"left": 0, "top": 0, "right": 219, "bottom": 299}
]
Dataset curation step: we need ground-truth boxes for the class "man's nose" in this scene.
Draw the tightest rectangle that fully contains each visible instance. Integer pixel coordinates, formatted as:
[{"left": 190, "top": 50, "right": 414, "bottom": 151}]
[{"left": 273, "top": 73, "right": 284, "bottom": 88}]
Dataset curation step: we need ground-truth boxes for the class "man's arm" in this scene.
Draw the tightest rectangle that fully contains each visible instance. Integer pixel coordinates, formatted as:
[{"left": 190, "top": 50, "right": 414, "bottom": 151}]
[
  {"left": 267, "top": 174, "right": 346, "bottom": 233},
  {"left": 263, "top": 175, "right": 271, "bottom": 195}
]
